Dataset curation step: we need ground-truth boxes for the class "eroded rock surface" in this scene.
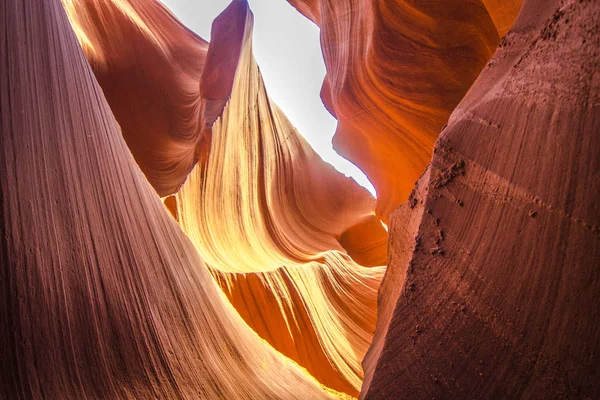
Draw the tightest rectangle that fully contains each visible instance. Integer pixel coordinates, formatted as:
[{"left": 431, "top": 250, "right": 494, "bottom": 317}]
[
  {"left": 362, "top": 0, "right": 600, "bottom": 397},
  {"left": 174, "top": 3, "right": 386, "bottom": 394},
  {"left": 64, "top": 0, "right": 389, "bottom": 395}
]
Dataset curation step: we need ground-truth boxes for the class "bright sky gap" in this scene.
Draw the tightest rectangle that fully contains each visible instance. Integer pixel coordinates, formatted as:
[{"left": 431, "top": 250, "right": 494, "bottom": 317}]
[{"left": 159, "top": 0, "right": 376, "bottom": 195}]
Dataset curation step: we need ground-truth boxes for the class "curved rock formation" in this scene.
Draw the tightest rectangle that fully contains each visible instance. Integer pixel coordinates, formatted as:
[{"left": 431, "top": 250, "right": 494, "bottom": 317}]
[
  {"left": 288, "top": 0, "right": 510, "bottom": 219},
  {"left": 173, "top": 2, "right": 386, "bottom": 394},
  {"left": 61, "top": 0, "right": 245, "bottom": 196},
  {"left": 63, "top": 0, "right": 388, "bottom": 395},
  {"left": 482, "top": 0, "right": 524, "bottom": 36},
  {"left": 362, "top": 0, "right": 600, "bottom": 397},
  {"left": 0, "top": 0, "right": 338, "bottom": 398}
]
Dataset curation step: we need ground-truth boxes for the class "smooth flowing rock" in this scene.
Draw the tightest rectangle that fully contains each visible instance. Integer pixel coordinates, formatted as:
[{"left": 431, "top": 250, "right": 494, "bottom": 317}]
[
  {"left": 0, "top": 1, "right": 337, "bottom": 398},
  {"left": 174, "top": 2, "right": 386, "bottom": 394},
  {"left": 62, "top": 0, "right": 240, "bottom": 196},
  {"left": 288, "top": 0, "right": 505, "bottom": 219},
  {"left": 65, "top": 0, "right": 388, "bottom": 395}
]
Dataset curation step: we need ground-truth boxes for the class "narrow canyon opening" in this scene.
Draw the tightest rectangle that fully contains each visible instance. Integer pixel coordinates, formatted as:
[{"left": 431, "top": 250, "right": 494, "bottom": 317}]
[{"left": 1, "top": 0, "right": 598, "bottom": 399}]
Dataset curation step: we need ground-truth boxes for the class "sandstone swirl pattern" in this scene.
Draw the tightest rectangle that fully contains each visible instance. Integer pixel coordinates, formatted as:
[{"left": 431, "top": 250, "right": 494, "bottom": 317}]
[
  {"left": 287, "top": 0, "right": 519, "bottom": 219},
  {"left": 174, "top": 3, "right": 385, "bottom": 394},
  {"left": 2, "top": 0, "right": 598, "bottom": 398},
  {"left": 62, "top": 0, "right": 388, "bottom": 395}
]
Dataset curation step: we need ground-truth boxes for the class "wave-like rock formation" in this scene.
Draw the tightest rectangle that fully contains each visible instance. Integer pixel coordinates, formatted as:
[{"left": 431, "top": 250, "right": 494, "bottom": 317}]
[
  {"left": 3, "top": 0, "right": 598, "bottom": 397},
  {"left": 287, "top": 0, "right": 519, "bottom": 219},
  {"left": 61, "top": 0, "right": 388, "bottom": 395},
  {"left": 61, "top": 0, "right": 243, "bottom": 196},
  {"left": 0, "top": 0, "right": 341, "bottom": 398},
  {"left": 361, "top": 0, "right": 600, "bottom": 397},
  {"left": 173, "top": 3, "right": 386, "bottom": 394}
]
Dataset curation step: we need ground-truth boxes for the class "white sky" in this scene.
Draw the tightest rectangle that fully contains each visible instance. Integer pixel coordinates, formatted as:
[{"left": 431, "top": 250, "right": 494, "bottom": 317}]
[{"left": 159, "top": 0, "right": 375, "bottom": 194}]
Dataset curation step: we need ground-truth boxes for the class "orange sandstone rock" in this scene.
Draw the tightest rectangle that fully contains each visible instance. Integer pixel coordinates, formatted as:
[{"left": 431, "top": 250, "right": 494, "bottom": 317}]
[
  {"left": 174, "top": 2, "right": 387, "bottom": 394},
  {"left": 62, "top": 0, "right": 244, "bottom": 196},
  {"left": 288, "top": 0, "right": 504, "bottom": 219},
  {"left": 482, "top": 0, "right": 524, "bottom": 36},
  {"left": 66, "top": 0, "right": 389, "bottom": 395}
]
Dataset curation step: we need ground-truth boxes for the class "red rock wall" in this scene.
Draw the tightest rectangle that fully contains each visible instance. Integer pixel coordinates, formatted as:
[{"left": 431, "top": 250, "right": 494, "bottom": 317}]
[
  {"left": 2, "top": 0, "right": 596, "bottom": 397},
  {"left": 361, "top": 0, "right": 600, "bottom": 397}
]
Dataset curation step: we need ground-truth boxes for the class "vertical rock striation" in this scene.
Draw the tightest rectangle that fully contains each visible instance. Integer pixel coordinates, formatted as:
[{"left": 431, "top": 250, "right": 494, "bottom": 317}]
[
  {"left": 63, "top": 0, "right": 389, "bottom": 395},
  {"left": 3, "top": 0, "right": 597, "bottom": 397},
  {"left": 0, "top": 0, "right": 337, "bottom": 398},
  {"left": 174, "top": 2, "right": 387, "bottom": 394}
]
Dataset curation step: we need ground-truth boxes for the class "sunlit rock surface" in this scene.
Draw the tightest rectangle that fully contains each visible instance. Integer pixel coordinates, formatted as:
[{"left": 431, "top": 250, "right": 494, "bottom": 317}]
[
  {"left": 62, "top": 0, "right": 240, "bottom": 196},
  {"left": 63, "top": 0, "right": 388, "bottom": 395},
  {"left": 0, "top": 0, "right": 338, "bottom": 398},
  {"left": 361, "top": 0, "right": 600, "bottom": 397},
  {"left": 173, "top": 3, "right": 385, "bottom": 394},
  {"left": 287, "top": 0, "right": 518, "bottom": 219}
]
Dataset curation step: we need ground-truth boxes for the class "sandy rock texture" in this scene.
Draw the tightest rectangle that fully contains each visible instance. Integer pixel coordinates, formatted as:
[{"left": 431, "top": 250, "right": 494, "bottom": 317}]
[
  {"left": 2, "top": 0, "right": 598, "bottom": 398},
  {"left": 361, "top": 0, "right": 600, "bottom": 397}
]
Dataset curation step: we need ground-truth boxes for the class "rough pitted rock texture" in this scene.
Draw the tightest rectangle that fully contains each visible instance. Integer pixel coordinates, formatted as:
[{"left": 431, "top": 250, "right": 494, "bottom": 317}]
[{"left": 361, "top": 0, "right": 600, "bottom": 398}]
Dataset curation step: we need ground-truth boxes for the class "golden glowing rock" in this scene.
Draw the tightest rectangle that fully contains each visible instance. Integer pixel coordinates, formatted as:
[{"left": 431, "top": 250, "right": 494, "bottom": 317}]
[
  {"left": 173, "top": 2, "right": 386, "bottom": 394},
  {"left": 64, "top": 0, "right": 388, "bottom": 395},
  {"left": 10, "top": 0, "right": 594, "bottom": 399}
]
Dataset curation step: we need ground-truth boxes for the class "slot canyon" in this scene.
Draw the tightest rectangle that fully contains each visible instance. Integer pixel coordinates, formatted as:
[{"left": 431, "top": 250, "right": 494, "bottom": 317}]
[{"left": 0, "top": 0, "right": 598, "bottom": 398}]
